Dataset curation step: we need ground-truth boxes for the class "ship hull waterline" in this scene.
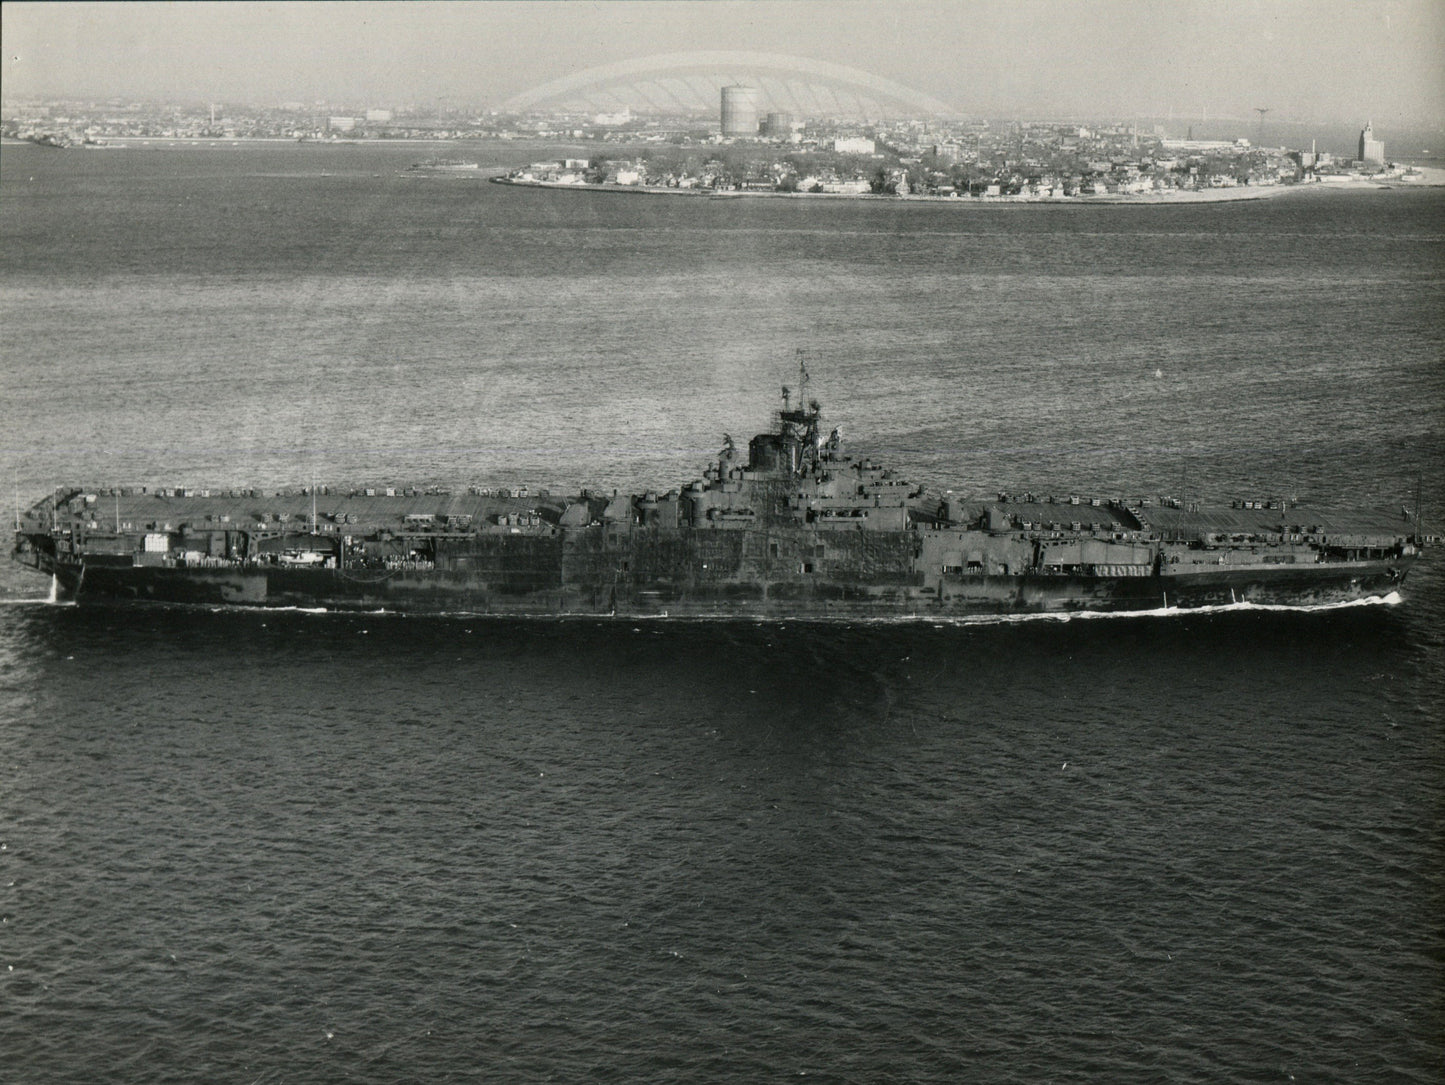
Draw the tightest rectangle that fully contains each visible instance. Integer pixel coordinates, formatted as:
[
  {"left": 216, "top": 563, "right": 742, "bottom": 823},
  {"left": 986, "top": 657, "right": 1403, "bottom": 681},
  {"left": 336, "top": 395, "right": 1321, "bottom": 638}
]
[{"left": 24, "top": 553, "right": 1412, "bottom": 619}]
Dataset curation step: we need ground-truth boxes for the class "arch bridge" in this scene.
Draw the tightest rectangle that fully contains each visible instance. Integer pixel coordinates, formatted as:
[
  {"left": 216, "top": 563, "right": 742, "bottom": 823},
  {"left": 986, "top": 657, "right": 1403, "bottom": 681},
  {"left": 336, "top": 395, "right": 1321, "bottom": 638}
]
[{"left": 501, "top": 50, "right": 953, "bottom": 120}]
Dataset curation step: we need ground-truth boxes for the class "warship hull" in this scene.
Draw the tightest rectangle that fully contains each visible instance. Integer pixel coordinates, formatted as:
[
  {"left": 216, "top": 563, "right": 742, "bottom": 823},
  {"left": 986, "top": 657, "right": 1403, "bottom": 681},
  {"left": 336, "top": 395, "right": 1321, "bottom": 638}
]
[{"left": 24, "top": 546, "right": 1411, "bottom": 618}]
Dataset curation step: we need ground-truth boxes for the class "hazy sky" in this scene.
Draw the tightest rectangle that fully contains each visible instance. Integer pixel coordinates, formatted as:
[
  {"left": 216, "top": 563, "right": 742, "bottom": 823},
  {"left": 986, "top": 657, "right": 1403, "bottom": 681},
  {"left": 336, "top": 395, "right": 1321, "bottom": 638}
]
[{"left": 4, "top": 0, "right": 1443, "bottom": 124}]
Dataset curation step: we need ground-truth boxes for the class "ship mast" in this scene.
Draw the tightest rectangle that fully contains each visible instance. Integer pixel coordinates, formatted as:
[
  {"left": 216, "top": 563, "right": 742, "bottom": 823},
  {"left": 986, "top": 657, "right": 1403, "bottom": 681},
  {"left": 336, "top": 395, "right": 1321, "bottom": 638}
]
[
  {"left": 785, "top": 350, "right": 824, "bottom": 476},
  {"left": 1416, "top": 473, "right": 1427, "bottom": 543}
]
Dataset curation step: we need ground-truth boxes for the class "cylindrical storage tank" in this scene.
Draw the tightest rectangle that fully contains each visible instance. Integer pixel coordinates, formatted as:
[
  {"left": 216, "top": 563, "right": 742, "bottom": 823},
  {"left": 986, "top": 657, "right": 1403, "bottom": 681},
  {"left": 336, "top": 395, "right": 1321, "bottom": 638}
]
[
  {"left": 763, "top": 111, "right": 793, "bottom": 138},
  {"left": 720, "top": 85, "right": 761, "bottom": 137}
]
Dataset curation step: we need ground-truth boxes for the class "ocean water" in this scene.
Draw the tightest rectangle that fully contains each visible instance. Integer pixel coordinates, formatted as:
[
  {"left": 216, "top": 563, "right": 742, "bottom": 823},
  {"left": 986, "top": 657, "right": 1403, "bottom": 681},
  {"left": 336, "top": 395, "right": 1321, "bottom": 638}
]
[{"left": 1, "top": 141, "right": 1442, "bottom": 1082}]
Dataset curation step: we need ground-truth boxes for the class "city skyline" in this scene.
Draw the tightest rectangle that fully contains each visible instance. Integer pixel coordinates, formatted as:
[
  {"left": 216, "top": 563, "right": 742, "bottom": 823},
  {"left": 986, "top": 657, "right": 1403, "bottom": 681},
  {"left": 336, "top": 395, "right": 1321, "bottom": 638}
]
[{"left": 3, "top": 0, "right": 1444, "bottom": 127}]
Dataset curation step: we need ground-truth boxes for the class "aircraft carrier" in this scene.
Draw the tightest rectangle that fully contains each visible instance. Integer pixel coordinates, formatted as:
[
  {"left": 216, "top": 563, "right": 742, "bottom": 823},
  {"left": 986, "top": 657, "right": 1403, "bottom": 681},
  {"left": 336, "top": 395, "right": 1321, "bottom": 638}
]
[{"left": 12, "top": 368, "right": 1427, "bottom": 617}]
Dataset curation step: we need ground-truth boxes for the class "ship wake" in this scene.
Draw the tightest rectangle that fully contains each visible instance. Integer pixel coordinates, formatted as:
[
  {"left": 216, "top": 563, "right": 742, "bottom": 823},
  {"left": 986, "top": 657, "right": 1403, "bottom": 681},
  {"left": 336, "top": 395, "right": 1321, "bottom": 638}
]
[
  {"left": 3, "top": 575, "right": 80, "bottom": 607},
  {"left": 924, "top": 591, "right": 1405, "bottom": 627}
]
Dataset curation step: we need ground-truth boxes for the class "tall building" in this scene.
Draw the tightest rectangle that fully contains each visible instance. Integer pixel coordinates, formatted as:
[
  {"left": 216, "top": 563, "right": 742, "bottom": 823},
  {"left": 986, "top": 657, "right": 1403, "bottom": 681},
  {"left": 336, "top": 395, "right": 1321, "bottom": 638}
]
[
  {"left": 720, "top": 85, "right": 761, "bottom": 137},
  {"left": 1358, "top": 121, "right": 1385, "bottom": 165}
]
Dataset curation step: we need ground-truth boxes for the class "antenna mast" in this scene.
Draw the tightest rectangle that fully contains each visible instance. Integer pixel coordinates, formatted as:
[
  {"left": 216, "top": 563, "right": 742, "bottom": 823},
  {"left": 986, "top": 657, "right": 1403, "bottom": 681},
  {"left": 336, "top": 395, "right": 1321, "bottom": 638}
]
[{"left": 1415, "top": 472, "right": 1424, "bottom": 539}]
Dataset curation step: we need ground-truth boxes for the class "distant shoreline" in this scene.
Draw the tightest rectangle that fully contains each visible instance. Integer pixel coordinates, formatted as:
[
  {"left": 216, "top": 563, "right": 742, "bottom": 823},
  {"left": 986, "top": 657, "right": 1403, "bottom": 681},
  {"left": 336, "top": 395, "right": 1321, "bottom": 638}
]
[
  {"left": 6, "top": 137, "right": 1440, "bottom": 196},
  {"left": 491, "top": 169, "right": 1445, "bottom": 205},
  {"left": 0, "top": 135, "right": 464, "bottom": 147}
]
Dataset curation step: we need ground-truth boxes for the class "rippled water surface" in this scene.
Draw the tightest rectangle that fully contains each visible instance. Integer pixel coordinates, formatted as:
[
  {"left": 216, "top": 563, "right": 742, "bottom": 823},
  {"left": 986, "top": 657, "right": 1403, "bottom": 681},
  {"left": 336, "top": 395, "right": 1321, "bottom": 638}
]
[{"left": 1, "top": 142, "right": 1442, "bottom": 1083}]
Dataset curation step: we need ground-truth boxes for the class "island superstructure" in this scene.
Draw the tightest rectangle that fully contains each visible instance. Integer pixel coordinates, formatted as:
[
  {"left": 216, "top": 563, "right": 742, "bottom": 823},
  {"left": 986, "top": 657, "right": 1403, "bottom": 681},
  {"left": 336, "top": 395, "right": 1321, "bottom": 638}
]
[{"left": 12, "top": 366, "right": 1426, "bottom": 617}]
